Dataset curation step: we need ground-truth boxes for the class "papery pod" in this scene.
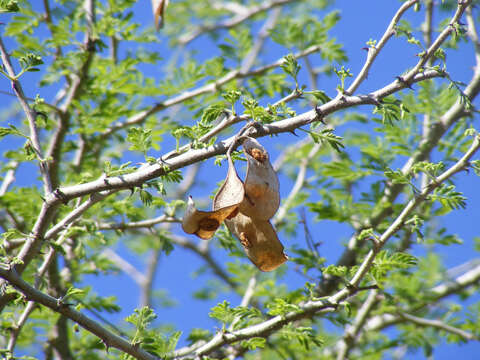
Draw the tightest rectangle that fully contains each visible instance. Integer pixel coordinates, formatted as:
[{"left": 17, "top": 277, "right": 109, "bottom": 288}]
[
  {"left": 213, "top": 154, "right": 244, "bottom": 211},
  {"left": 238, "top": 137, "right": 280, "bottom": 221},
  {"left": 182, "top": 154, "right": 244, "bottom": 240},
  {"left": 152, "top": 0, "right": 169, "bottom": 29},
  {"left": 225, "top": 213, "right": 287, "bottom": 272},
  {"left": 181, "top": 197, "right": 238, "bottom": 240}
]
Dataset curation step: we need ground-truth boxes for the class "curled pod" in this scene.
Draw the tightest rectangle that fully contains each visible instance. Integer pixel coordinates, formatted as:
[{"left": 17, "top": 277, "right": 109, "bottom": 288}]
[
  {"left": 238, "top": 137, "right": 280, "bottom": 221},
  {"left": 181, "top": 196, "right": 238, "bottom": 240},
  {"left": 182, "top": 152, "right": 244, "bottom": 240},
  {"left": 225, "top": 212, "right": 287, "bottom": 272}
]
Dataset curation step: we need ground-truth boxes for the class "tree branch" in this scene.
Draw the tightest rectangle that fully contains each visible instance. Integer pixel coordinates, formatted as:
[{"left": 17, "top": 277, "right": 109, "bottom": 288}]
[
  {"left": 0, "top": 161, "right": 18, "bottom": 196},
  {"left": 0, "top": 37, "right": 53, "bottom": 194},
  {"left": 101, "top": 44, "right": 323, "bottom": 139},
  {"left": 102, "top": 248, "right": 146, "bottom": 286},
  {"left": 403, "top": 0, "right": 472, "bottom": 83},
  {"left": 274, "top": 143, "right": 321, "bottom": 223},
  {"left": 45, "top": 70, "right": 442, "bottom": 207},
  {"left": 335, "top": 289, "right": 379, "bottom": 360},
  {"left": 397, "top": 312, "right": 478, "bottom": 341},
  {"left": 178, "top": 0, "right": 300, "bottom": 45},
  {"left": 0, "top": 267, "right": 158, "bottom": 360},
  {"left": 346, "top": 0, "right": 419, "bottom": 95},
  {"left": 172, "top": 135, "right": 480, "bottom": 359},
  {"left": 364, "top": 262, "right": 480, "bottom": 334}
]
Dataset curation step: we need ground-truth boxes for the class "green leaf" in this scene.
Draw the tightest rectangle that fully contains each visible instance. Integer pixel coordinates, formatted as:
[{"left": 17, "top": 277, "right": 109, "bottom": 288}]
[
  {"left": 370, "top": 251, "right": 417, "bottom": 283},
  {"left": 373, "top": 99, "right": 407, "bottom": 125},
  {"left": 209, "top": 300, "right": 235, "bottom": 325},
  {"left": 126, "top": 127, "right": 152, "bottom": 154},
  {"left": 280, "top": 324, "right": 323, "bottom": 351},
  {"left": 0, "top": 124, "right": 26, "bottom": 139},
  {"left": 139, "top": 189, "right": 153, "bottom": 206},
  {"left": 306, "top": 90, "right": 331, "bottom": 104},
  {"left": 241, "top": 337, "right": 266, "bottom": 350},
  {"left": 222, "top": 90, "right": 241, "bottom": 105},
  {"left": 186, "top": 328, "right": 211, "bottom": 344},
  {"left": 322, "top": 264, "right": 348, "bottom": 277},
  {"left": 333, "top": 65, "right": 353, "bottom": 92},
  {"left": 281, "top": 53, "right": 301, "bottom": 85},
  {"left": 429, "top": 184, "right": 467, "bottom": 211},
  {"left": 19, "top": 53, "right": 43, "bottom": 73},
  {"left": 0, "top": 0, "right": 19, "bottom": 13},
  {"left": 405, "top": 215, "right": 424, "bottom": 242},
  {"left": 384, "top": 168, "right": 412, "bottom": 185},
  {"left": 201, "top": 103, "right": 226, "bottom": 124},
  {"left": 411, "top": 161, "right": 445, "bottom": 179},
  {"left": 471, "top": 160, "right": 480, "bottom": 176},
  {"left": 267, "top": 298, "right": 300, "bottom": 316},
  {"left": 357, "top": 228, "right": 375, "bottom": 242},
  {"left": 304, "top": 128, "right": 344, "bottom": 153},
  {"left": 64, "top": 286, "right": 86, "bottom": 301}
]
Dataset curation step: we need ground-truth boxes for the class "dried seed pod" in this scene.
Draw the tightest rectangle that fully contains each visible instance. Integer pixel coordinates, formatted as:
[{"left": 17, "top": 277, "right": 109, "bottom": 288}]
[
  {"left": 225, "top": 213, "right": 287, "bottom": 272},
  {"left": 181, "top": 135, "right": 287, "bottom": 272},
  {"left": 213, "top": 154, "right": 244, "bottom": 211},
  {"left": 181, "top": 196, "right": 238, "bottom": 240},
  {"left": 182, "top": 153, "right": 244, "bottom": 240},
  {"left": 152, "top": 0, "right": 169, "bottom": 29},
  {"left": 238, "top": 137, "right": 280, "bottom": 221}
]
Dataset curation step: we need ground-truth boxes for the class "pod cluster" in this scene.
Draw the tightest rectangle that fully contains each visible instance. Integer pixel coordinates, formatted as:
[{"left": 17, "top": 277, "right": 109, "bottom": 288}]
[{"left": 181, "top": 137, "right": 287, "bottom": 271}]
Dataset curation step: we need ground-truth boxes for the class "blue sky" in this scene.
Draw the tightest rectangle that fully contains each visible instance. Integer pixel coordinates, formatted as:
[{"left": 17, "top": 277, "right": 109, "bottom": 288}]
[{"left": 1, "top": 1, "right": 479, "bottom": 359}]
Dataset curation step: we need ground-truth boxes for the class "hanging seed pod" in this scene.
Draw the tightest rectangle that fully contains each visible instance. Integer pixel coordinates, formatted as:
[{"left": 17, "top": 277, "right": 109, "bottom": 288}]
[
  {"left": 238, "top": 137, "right": 280, "bottom": 221},
  {"left": 152, "top": 0, "right": 169, "bottom": 29},
  {"left": 182, "top": 151, "right": 244, "bottom": 240},
  {"left": 213, "top": 154, "right": 244, "bottom": 211},
  {"left": 181, "top": 134, "right": 287, "bottom": 272},
  {"left": 225, "top": 213, "right": 287, "bottom": 272},
  {"left": 181, "top": 196, "right": 238, "bottom": 240}
]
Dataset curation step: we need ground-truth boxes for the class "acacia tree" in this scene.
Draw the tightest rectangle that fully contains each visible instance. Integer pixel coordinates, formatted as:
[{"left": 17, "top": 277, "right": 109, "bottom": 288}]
[{"left": 1, "top": 0, "right": 480, "bottom": 359}]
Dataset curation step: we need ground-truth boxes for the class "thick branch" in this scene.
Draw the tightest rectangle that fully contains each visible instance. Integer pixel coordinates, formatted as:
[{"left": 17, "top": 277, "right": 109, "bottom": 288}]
[
  {"left": 45, "top": 70, "right": 441, "bottom": 207},
  {"left": 172, "top": 135, "right": 480, "bottom": 358},
  {"left": 0, "top": 267, "right": 158, "bottom": 360}
]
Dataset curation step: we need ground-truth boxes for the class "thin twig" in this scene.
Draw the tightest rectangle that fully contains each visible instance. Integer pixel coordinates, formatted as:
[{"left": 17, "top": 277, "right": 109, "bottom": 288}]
[
  {"left": 275, "top": 143, "right": 321, "bottom": 223},
  {"left": 97, "top": 215, "right": 180, "bottom": 230},
  {"left": 0, "top": 37, "right": 53, "bottom": 194},
  {"left": 0, "top": 267, "right": 158, "bottom": 360},
  {"left": 101, "top": 44, "right": 323, "bottom": 139},
  {"left": 172, "top": 135, "right": 480, "bottom": 359},
  {"left": 398, "top": 312, "right": 478, "bottom": 341},
  {"left": 466, "top": 5, "right": 480, "bottom": 66},
  {"left": 403, "top": 0, "right": 472, "bottom": 83},
  {"left": 102, "top": 248, "right": 146, "bottom": 286},
  {"left": 336, "top": 290, "right": 379, "bottom": 360},
  {"left": 364, "top": 263, "right": 480, "bottom": 333},
  {"left": 7, "top": 221, "right": 74, "bottom": 353},
  {"left": 178, "top": 0, "right": 300, "bottom": 45},
  {"left": 346, "top": 0, "right": 419, "bottom": 95},
  {"left": 0, "top": 161, "right": 18, "bottom": 196}
]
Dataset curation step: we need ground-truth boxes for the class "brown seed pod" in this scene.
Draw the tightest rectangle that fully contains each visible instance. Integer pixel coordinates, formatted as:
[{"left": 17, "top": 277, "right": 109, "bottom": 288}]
[
  {"left": 182, "top": 152, "right": 244, "bottom": 240},
  {"left": 225, "top": 212, "right": 287, "bottom": 272},
  {"left": 238, "top": 137, "right": 280, "bottom": 221},
  {"left": 152, "top": 0, "right": 169, "bottom": 29},
  {"left": 181, "top": 196, "right": 238, "bottom": 240},
  {"left": 213, "top": 154, "right": 245, "bottom": 210},
  {"left": 181, "top": 135, "right": 287, "bottom": 272}
]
